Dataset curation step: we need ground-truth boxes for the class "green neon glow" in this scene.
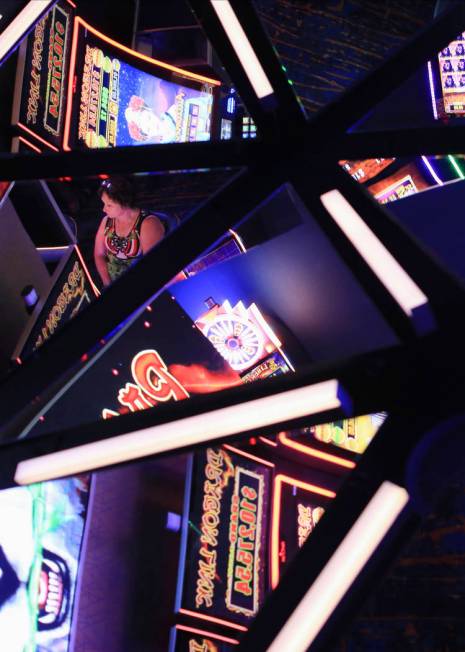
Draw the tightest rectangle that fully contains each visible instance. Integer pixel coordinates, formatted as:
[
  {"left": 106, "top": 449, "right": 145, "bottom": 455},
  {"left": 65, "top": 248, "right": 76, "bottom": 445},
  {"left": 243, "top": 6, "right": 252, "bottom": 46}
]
[{"left": 448, "top": 154, "right": 465, "bottom": 179}]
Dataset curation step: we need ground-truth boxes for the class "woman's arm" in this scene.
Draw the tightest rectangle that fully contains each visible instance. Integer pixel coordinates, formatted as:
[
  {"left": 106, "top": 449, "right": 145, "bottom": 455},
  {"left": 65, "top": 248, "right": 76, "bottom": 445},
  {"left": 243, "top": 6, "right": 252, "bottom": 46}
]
[
  {"left": 94, "top": 217, "right": 111, "bottom": 287},
  {"left": 139, "top": 215, "right": 165, "bottom": 254}
]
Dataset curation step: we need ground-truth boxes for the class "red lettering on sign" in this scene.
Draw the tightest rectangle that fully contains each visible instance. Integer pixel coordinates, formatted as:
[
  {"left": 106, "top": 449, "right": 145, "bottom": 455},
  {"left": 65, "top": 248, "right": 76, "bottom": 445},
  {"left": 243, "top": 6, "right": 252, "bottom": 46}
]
[
  {"left": 118, "top": 382, "right": 155, "bottom": 412},
  {"left": 132, "top": 350, "right": 190, "bottom": 402}
]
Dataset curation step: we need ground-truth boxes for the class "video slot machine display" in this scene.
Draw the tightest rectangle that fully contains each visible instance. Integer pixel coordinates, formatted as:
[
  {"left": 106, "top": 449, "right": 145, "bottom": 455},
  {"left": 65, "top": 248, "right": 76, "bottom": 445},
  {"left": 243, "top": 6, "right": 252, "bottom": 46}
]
[
  {"left": 241, "top": 116, "right": 257, "bottom": 139},
  {"left": 438, "top": 32, "right": 465, "bottom": 116},
  {"left": 339, "top": 157, "right": 443, "bottom": 204},
  {"left": 280, "top": 413, "right": 387, "bottom": 457},
  {"left": 0, "top": 475, "right": 91, "bottom": 652},
  {"left": 373, "top": 174, "right": 418, "bottom": 204},
  {"left": 64, "top": 18, "right": 220, "bottom": 149}
]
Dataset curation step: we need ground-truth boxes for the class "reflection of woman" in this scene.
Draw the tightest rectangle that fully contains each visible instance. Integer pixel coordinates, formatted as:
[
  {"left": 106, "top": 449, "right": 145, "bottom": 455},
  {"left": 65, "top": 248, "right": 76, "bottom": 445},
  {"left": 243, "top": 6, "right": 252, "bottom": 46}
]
[
  {"left": 458, "top": 59, "right": 465, "bottom": 71},
  {"left": 445, "top": 74, "right": 456, "bottom": 88},
  {"left": 94, "top": 177, "right": 165, "bottom": 286},
  {"left": 456, "top": 43, "right": 465, "bottom": 56}
]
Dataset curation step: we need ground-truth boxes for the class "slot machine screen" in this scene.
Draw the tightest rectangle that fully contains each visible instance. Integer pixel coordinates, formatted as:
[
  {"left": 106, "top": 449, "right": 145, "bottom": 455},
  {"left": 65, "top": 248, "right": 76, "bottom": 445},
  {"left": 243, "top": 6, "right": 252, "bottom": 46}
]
[
  {"left": 65, "top": 19, "right": 218, "bottom": 150},
  {"left": 0, "top": 476, "right": 91, "bottom": 652},
  {"left": 438, "top": 32, "right": 465, "bottom": 116}
]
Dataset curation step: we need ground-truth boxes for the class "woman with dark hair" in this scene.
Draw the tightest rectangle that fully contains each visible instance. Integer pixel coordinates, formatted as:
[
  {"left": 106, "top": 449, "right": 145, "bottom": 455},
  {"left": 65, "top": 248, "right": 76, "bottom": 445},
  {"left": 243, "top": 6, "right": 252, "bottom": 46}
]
[{"left": 94, "top": 177, "right": 165, "bottom": 286}]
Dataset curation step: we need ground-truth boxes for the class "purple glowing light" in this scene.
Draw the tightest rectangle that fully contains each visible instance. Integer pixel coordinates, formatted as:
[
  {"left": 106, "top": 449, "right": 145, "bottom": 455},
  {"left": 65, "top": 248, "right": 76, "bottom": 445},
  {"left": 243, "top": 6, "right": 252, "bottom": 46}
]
[{"left": 421, "top": 155, "right": 443, "bottom": 185}]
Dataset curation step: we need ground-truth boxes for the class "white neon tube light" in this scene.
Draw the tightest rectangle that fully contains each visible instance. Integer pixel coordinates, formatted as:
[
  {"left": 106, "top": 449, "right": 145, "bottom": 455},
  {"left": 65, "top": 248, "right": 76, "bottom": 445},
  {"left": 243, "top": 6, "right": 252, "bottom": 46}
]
[
  {"left": 0, "top": 1, "right": 53, "bottom": 63},
  {"left": 421, "top": 155, "right": 443, "bottom": 186},
  {"left": 320, "top": 189, "right": 430, "bottom": 321},
  {"left": 267, "top": 481, "right": 409, "bottom": 652},
  {"left": 15, "top": 379, "right": 344, "bottom": 485},
  {"left": 427, "top": 61, "right": 438, "bottom": 120},
  {"left": 210, "top": 0, "right": 274, "bottom": 99}
]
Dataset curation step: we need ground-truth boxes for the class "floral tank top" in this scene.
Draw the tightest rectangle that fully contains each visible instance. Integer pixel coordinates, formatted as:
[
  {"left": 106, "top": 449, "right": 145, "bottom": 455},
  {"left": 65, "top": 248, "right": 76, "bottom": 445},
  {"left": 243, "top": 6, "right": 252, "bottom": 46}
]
[{"left": 104, "top": 211, "right": 146, "bottom": 281}]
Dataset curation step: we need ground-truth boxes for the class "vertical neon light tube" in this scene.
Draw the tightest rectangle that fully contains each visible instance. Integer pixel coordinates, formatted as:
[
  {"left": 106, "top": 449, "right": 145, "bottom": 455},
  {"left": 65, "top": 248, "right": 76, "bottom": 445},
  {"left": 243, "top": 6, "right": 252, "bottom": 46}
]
[
  {"left": 427, "top": 61, "right": 438, "bottom": 120},
  {"left": 448, "top": 154, "right": 465, "bottom": 179},
  {"left": 421, "top": 156, "right": 443, "bottom": 185}
]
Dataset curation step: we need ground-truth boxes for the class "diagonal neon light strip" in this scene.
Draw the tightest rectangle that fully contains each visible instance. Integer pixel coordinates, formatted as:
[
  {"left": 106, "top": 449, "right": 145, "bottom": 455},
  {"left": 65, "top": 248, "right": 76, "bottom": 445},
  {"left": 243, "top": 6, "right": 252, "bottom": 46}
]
[
  {"left": 320, "top": 189, "right": 430, "bottom": 320},
  {"left": 278, "top": 431, "right": 356, "bottom": 469},
  {"left": 178, "top": 609, "right": 248, "bottom": 632},
  {"left": 18, "top": 136, "right": 41, "bottom": 153},
  {"left": 0, "top": 1, "right": 54, "bottom": 63},
  {"left": 448, "top": 154, "right": 465, "bottom": 179},
  {"left": 267, "top": 481, "right": 409, "bottom": 652},
  {"left": 210, "top": 0, "right": 274, "bottom": 99},
  {"left": 15, "top": 379, "right": 345, "bottom": 484},
  {"left": 421, "top": 155, "right": 443, "bottom": 185},
  {"left": 175, "top": 624, "right": 239, "bottom": 645}
]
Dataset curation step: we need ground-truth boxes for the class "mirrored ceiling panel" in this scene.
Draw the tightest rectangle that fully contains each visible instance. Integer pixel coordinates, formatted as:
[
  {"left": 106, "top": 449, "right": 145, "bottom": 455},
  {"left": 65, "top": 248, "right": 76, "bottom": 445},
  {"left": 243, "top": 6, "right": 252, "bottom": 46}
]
[{"left": 0, "top": 174, "right": 399, "bottom": 443}]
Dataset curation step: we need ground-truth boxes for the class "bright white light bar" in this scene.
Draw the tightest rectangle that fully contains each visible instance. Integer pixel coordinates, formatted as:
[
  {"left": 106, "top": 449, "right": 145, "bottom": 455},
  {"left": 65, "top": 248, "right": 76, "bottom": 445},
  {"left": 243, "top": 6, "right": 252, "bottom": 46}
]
[
  {"left": 267, "top": 481, "right": 409, "bottom": 652},
  {"left": 320, "top": 189, "right": 430, "bottom": 321},
  {"left": 0, "top": 1, "right": 53, "bottom": 64},
  {"left": 15, "top": 379, "right": 344, "bottom": 485},
  {"left": 427, "top": 61, "right": 438, "bottom": 121},
  {"left": 210, "top": 0, "right": 274, "bottom": 99}
]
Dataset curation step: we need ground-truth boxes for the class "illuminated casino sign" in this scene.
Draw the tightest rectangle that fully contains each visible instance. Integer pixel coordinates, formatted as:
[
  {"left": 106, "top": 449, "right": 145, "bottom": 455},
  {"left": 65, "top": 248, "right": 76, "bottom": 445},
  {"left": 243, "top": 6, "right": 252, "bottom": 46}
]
[
  {"left": 170, "top": 626, "right": 238, "bottom": 652},
  {"left": 240, "top": 350, "right": 292, "bottom": 383},
  {"left": 15, "top": 0, "right": 73, "bottom": 149},
  {"left": 226, "top": 468, "right": 264, "bottom": 616},
  {"left": 14, "top": 246, "right": 98, "bottom": 361},
  {"left": 102, "top": 349, "right": 190, "bottom": 419},
  {"left": 180, "top": 447, "right": 270, "bottom": 626},
  {"left": 271, "top": 475, "right": 334, "bottom": 588},
  {"left": 78, "top": 44, "right": 120, "bottom": 148},
  {"left": 44, "top": 7, "right": 70, "bottom": 136},
  {"left": 28, "top": 293, "right": 241, "bottom": 437},
  {"left": 297, "top": 503, "right": 325, "bottom": 548},
  {"left": 195, "top": 300, "right": 293, "bottom": 375}
]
